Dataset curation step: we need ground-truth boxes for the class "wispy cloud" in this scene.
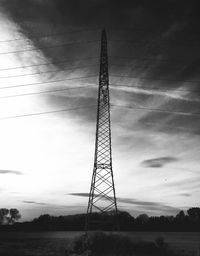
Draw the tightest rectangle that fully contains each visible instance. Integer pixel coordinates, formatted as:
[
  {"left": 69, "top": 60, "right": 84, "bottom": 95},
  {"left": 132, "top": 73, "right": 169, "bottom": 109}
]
[
  {"left": 141, "top": 156, "right": 178, "bottom": 168},
  {"left": 0, "top": 170, "right": 23, "bottom": 175},
  {"left": 69, "top": 193, "right": 92, "bottom": 197},
  {"left": 118, "top": 198, "right": 180, "bottom": 215},
  {"left": 179, "top": 193, "right": 191, "bottom": 197},
  {"left": 22, "top": 200, "right": 48, "bottom": 205},
  {"left": 69, "top": 193, "right": 179, "bottom": 215},
  {"left": 163, "top": 177, "right": 200, "bottom": 190}
]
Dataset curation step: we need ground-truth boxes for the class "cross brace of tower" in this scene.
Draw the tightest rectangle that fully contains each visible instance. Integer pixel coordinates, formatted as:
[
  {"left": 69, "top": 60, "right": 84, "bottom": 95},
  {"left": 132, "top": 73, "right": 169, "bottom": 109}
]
[{"left": 86, "top": 29, "right": 118, "bottom": 230}]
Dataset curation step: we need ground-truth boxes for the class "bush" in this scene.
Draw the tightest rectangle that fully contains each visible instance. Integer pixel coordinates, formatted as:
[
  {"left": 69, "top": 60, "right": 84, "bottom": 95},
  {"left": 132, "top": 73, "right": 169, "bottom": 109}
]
[
  {"left": 155, "top": 236, "right": 168, "bottom": 250},
  {"left": 68, "top": 231, "right": 175, "bottom": 256}
]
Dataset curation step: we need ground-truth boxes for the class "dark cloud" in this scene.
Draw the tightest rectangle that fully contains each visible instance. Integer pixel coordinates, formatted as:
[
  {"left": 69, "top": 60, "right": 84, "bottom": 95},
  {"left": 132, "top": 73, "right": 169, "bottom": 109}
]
[
  {"left": 2, "top": 0, "right": 200, "bottom": 76},
  {"left": 69, "top": 193, "right": 179, "bottom": 215},
  {"left": 0, "top": 170, "right": 23, "bottom": 175},
  {"left": 118, "top": 198, "right": 180, "bottom": 216},
  {"left": 179, "top": 193, "right": 191, "bottom": 197},
  {"left": 1, "top": 0, "right": 200, "bottom": 139},
  {"left": 69, "top": 193, "right": 91, "bottom": 197},
  {"left": 141, "top": 156, "right": 178, "bottom": 168},
  {"left": 137, "top": 97, "right": 200, "bottom": 135},
  {"left": 22, "top": 200, "right": 48, "bottom": 205},
  {"left": 3, "top": 0, "right": 199, "bottom": 28}
]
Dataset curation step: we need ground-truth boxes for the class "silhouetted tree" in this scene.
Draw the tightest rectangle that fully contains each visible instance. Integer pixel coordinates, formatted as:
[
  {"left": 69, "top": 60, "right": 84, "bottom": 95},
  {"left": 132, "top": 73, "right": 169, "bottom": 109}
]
[
  {"left": 0, "top": 208, "right": 9, "bottom": 224},
  {"left": 0, "top": 208, "right": 21, "bottom": 225},
  {"left": 187, "top": 207, "right": 200, "bottom": 221},
  {"left": 9, "top": 209, "right": 21, "bottom": 224},
  {"left": 175, "top": 210, "right": 185, "bottom": 220},
  {"left": 136, "top": 214, "right": 149, "bottom": 224}
]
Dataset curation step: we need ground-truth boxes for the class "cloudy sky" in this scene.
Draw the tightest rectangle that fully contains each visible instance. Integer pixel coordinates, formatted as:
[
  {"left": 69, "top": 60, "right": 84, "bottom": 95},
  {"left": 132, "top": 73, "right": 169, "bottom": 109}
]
[{"left": 0, "top": 0, "right": 200, "bottom": 221}]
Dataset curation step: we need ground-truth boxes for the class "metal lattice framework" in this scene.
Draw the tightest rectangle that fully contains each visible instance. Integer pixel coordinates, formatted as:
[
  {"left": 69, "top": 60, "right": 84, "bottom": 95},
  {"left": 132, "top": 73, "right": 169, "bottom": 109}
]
[{"left": 86, "top": 29, "right": 118, "bottom": 230}]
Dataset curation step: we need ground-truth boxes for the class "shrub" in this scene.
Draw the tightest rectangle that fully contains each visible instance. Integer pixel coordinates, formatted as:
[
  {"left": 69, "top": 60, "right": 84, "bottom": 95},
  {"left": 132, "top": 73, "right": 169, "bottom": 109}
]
[
  {"left": 155, "top": 236, "right": 168, "bottom": 250},
  {"left": 68, "top": 231, "right": 174, "bottom": 256}
]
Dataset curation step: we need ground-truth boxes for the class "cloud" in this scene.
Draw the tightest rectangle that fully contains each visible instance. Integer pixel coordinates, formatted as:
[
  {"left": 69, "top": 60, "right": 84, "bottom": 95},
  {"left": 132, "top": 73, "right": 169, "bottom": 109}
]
[
  {"left": 137, "top": 98, "right": 200, "bottom": 135},
  {"left": 117, "top": 198, "right": 179, "bottom": 215},
  {"left": 22, "top": 200, "right": 48, "bottom": 205},
  {"left": 2, "top": 0, "right": 200, "bottom": 136},
  {"left": 141, "top": 156, "right": 178, "bottom": 168},
  {"left": 179, "top": 193, "right": 191, "bottom": 197},
  {"left": 69, "top": 193, "right": 91, "bottom": 197},
  {"left": 163, "top": 177, "right": 199, "bottom": 190},
  {"left": 0, "top": 170, "right": 23, "bottom": 175},
  {"left": 69, "top": 193, "right": 179, "bottom": 215},
  {"left": 148, "top": 176, "right": 199, "bottom": 196}
]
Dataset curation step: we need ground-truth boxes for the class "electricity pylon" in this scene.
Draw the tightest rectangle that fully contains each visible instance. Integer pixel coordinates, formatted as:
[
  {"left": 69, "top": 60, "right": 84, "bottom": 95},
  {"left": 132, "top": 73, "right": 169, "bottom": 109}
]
[{"left": 86, "top": 29, "right": 118, "bottom": 230}]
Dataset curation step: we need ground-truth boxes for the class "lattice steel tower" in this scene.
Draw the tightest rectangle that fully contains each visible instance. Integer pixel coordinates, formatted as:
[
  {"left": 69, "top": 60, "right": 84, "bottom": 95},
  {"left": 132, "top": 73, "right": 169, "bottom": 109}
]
[{"left": 86, "top": 29, "right": 118, "bottom": 230}]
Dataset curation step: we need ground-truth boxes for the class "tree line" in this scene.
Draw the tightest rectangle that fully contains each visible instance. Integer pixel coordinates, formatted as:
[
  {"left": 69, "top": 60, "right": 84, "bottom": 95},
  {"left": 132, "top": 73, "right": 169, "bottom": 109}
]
[{"left": 0, "top": 207, "right": 200, "bottom": 231}]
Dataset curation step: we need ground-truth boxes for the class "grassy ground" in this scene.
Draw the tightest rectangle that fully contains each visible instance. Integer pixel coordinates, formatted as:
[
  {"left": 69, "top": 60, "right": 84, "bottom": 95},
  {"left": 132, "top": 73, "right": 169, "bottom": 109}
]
[
  {"left": 0, "top": 231, "right": 199, "bottom": 256},
  {"left": 70, "top": 232, "right": 200, "bottom": 256},
  {"left": 0, "top": 237, "right": 70, "bottom": 256},
  {"left": 122, "top": 232, "right": 200, "bottom": 256}
]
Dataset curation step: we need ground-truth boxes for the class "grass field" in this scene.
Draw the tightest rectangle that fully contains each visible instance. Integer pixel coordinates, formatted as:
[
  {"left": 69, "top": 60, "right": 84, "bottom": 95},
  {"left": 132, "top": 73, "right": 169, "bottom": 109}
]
[{"left": 0, "top": 231, "right": 199, "bottom": 256}]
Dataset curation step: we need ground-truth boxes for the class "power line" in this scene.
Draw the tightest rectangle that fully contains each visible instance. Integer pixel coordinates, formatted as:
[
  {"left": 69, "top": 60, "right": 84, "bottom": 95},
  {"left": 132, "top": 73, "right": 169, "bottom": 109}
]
[
  {"left": 1, "top": 27, "right": 199, "bottom": 44},
  {"left": 0, "top": 63, "right": 196, "bottom": 83},
  {"left": 0, "top": 64, "right": 99, "bottom": 79},
  {"left": 0, "top": 28, "right": 100, "bottom": 43},
  {"left": 0, "top": 40, "right": 99, "bottom": 55},
  {"left": 0, "top": 27, "right": 173, "bottom": 44},
  {"left": 110, "top": 75, "right": 200, "bottom": 84},
  {"left": 0, "top": 65, "right": 197, "bottom": 85},
  {"left": 0, "top": 80, "right": 198, "bottom": 99},
  {"left": 0, "top": 85, "right": 97, "bottom": 99},
  {"left": 0, "top": 56, "right": 99, "bottom": 72},
  {"left": 1, "top": 82, "right": 197, "bottom": 99},
  {"left": 109, "top": 83, "right": 198, "bottom": 93},
  {"left": 0, "top": 105, "right": 95, "bottom": 120},
  {"left": 109, "top": 63, "right": 186, "bottom": 71},
  {"left": 111, "top": 104, "right": 200, "bottom": 117},
  {"left": 1, "top": 38, "right": 198, "bottom": 56},
  {"left": 109, "top": 39, "right": 200, "bottom": 47},
  {"left": 0, "top": 71, "right": 198, "bottom": 95},
  {"left": 109, "top": 55, "right": 197, "bottom": 64},
  {"left": 1, "top": 102, "right": 199, "bottom": 121},
  {"left": 0, "top": 55, "right": 191, "bottom": 72},
  {"left": 0, "top": 27, "right": 166, "bottom": 43},
  {"left": 0, "top": 75, "right": 97, "bottom": 90},
  {"left": 109, "top": 27, "right": 200, "bottom": 39},
  {"left": 1, "top": 62, "right": 182, "bottom": 80}
]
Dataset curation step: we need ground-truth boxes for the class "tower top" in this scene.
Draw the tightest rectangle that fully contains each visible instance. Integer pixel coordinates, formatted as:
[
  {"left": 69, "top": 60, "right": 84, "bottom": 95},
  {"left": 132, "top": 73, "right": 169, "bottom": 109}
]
[{"left": 101, "top": 28, "right": 107, "bottom": 39}]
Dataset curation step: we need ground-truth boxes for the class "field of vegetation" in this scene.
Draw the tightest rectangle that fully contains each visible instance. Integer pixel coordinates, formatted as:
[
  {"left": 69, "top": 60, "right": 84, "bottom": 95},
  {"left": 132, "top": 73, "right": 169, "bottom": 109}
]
[{"left": 0, "top": 231, "right": 199, "bottom": 256}]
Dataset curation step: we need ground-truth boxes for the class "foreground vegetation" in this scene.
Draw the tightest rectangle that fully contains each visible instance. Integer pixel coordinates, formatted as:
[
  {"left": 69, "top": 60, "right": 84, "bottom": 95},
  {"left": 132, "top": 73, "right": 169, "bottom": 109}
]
[
  {"left": 68, "top": 232, "right": 177, "bottom": 256},
  {"left": 0, "top": 231, "right": 199, "bottom": 256}
]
